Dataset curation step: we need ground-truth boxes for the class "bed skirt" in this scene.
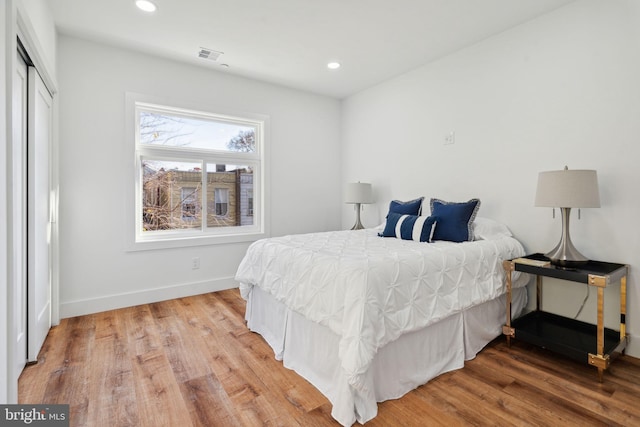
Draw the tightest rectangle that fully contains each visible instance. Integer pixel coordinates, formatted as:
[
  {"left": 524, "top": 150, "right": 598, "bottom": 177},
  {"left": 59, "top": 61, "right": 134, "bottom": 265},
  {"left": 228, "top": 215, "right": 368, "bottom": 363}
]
[{"left": 244, "top": 286, "right": 528, "bottom": 426}]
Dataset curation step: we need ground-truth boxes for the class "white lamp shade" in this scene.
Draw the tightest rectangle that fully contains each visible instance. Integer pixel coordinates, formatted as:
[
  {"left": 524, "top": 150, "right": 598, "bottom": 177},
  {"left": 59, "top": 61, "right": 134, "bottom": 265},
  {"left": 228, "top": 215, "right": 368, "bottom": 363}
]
[
  {"left": 345, "top": 182, "right": 373, "bottom": 204},
  {"left": 535, "top": 169, "right": 600, "bottom": 208}
]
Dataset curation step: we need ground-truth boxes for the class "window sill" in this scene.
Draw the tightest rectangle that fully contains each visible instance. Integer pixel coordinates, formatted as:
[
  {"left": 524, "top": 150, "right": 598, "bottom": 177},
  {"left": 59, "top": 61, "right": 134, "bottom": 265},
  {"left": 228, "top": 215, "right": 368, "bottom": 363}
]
[{"left": 125, "top": 230, "right": 267, "bottom": 252}]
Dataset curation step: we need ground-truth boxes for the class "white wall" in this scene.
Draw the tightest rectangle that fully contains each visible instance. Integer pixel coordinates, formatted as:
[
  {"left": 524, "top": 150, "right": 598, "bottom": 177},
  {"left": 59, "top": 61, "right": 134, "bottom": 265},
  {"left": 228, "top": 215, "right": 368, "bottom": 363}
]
[
  {"left": 57, "top": 35, "right": 342, "bottom": 317},
  {"left": 342, "top": 0, "right": 640, "bottom": 357}
]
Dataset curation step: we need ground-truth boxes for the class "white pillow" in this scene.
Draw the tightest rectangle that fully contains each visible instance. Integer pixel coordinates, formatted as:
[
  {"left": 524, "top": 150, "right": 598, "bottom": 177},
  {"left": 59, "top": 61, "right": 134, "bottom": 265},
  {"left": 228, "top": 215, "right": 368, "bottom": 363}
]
[{"left": 473, "top": 217, "right": 513, "bottom": 240}]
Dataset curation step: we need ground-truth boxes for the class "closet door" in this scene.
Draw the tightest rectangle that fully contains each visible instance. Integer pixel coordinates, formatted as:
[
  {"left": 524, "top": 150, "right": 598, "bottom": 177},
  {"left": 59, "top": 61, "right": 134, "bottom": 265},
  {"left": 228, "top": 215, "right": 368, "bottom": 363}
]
[
  {"left": 27, "top": 67, "right": 52, "bottom": 362},
  {"left": 12, "top": 51, "right": 28, "bottom": 373}
]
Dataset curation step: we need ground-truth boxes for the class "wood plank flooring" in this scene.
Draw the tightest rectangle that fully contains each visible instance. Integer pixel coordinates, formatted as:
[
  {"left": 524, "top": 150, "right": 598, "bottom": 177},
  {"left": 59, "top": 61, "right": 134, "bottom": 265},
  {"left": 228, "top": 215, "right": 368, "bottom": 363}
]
[{"left": 19, "top": 289, "right": 640, "bottom": 426}]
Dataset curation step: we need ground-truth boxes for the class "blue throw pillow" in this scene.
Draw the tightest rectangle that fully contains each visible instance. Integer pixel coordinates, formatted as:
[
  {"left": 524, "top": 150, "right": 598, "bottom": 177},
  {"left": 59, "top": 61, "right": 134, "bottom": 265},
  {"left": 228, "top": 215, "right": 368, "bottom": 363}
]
[
  {"left": 429, "top": 198, "right": 481, "bottom": 242},
  {"left": 388, "top": 197, "right": 424, "bottom": 215},
  {"left": 380, "top": 212, "right": 438, "bottom": 242}
]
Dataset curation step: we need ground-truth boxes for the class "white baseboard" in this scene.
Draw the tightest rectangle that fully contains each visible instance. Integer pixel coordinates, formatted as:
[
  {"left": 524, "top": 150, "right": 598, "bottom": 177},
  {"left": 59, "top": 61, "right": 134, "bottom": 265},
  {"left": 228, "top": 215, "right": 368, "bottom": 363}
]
[{"left": 59, "top": 276, "right": 237, "bottom": 319}]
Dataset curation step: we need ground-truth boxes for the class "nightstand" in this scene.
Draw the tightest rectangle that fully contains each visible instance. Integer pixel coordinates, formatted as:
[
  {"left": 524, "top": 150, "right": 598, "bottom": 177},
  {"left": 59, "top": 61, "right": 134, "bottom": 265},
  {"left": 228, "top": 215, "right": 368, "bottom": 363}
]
[{"left": 502, "top": 253, "right": 628, "bottom": 381}]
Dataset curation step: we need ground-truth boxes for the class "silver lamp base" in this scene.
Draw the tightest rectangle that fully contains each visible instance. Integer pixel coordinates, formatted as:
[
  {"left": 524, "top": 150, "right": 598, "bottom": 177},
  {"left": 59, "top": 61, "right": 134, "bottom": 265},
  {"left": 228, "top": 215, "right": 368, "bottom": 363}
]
[
  {"left": 545, "top": 207, "right": 589, "bottom": 267},
  {"left": 350, "top": 203, "right": 364, "bottom": 230}
]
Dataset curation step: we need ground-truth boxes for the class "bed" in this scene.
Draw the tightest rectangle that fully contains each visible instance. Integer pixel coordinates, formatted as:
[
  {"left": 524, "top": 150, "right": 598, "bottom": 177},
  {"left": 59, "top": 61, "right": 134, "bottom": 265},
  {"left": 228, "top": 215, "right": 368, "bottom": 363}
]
[{"left": 235, "top": 200, "right": 529, "bottom": 426}]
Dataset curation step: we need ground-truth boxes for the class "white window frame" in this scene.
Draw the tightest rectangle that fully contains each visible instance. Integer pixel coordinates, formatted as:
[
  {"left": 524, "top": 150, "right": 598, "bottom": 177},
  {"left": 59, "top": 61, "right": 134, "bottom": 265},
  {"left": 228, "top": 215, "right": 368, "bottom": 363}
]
[{"left": 125, "top": 93, "right": 269, "bottom": 251}]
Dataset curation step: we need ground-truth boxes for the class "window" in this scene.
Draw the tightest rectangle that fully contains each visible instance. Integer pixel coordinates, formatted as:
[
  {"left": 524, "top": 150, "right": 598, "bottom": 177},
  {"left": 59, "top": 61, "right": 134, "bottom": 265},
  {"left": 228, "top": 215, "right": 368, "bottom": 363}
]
[
  {"left": 132, "top": 99, "right": 267, "bottom": 248},
  {"left": 181, "top": 187, "right": 199, "bottom": 222},
  {"left": 214, "top": 188, "right": 229, "bottom": 217},
  {"left": 247, "top": 189, "right": 254, "bottom": 216}
]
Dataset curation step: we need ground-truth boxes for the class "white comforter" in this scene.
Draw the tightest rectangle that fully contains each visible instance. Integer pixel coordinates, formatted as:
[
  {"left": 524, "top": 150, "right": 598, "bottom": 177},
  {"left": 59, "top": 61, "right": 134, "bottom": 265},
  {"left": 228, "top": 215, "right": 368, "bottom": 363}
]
[{"left": 236, "top": 229, "right": 526, "bottom": 393}]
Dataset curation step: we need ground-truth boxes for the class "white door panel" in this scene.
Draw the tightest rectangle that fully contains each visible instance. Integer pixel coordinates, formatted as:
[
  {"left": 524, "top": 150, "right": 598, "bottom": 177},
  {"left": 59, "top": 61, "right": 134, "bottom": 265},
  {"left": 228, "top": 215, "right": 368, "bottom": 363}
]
[
  {"left": 27, "top": 67, "right": 52, "bottom": 362},
  {"left": 12, "top": 51, "right": 28, "bottom": 375}
]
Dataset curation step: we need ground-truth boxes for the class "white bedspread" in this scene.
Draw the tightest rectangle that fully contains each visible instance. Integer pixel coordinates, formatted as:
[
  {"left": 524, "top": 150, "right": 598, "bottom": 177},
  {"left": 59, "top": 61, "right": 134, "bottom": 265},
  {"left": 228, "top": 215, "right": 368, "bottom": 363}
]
[{"left": 235, "top": 229, "right": 526, "bottom": 393}]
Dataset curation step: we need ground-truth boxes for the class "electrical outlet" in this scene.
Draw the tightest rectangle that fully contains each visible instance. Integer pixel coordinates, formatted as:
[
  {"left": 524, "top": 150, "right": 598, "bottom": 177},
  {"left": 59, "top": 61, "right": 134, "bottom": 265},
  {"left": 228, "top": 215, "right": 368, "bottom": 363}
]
[
  {"left": 444, "top": 131, "right": 455, "bottom": 145},
  {"left": 192, "top": 257, "right": 200, "bottom": 270}
]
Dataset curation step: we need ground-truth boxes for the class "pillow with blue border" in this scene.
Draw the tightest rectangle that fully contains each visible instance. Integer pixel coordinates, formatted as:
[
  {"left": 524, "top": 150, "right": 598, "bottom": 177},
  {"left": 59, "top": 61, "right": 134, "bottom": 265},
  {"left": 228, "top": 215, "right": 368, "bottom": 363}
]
[
  {"left": 429, "top": 198, "right": 481, "bottom": 242},
  {"left": 388, "top": 197, "right": 424, "bottom": 216},
  {"left": 380, "top": 212, "right": 438, "bottom": 242}
]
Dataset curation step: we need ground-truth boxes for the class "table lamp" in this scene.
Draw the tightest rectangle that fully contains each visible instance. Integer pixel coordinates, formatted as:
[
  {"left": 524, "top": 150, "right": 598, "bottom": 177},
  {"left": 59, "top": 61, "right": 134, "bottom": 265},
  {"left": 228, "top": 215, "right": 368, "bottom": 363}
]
[
  {"left": 345, "top": 182, "right": 373, "bottom": 230},
  {"left": 534, "top": 166, "right": 600, "bottom": 266}
]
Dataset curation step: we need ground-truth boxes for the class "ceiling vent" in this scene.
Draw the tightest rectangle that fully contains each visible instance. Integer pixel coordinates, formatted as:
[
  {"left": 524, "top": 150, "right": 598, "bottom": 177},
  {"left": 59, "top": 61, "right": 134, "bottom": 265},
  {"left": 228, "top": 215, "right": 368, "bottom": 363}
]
[{"left": 198, "top": 47, "right": 223, "bottom": 61}]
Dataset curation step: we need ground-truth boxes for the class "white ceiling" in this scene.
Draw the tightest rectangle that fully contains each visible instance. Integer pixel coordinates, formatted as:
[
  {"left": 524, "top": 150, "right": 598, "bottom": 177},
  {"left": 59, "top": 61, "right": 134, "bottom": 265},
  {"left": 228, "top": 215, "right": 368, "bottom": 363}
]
[{"left": 50, "top": 0, "right": 575, "bottom": 99}]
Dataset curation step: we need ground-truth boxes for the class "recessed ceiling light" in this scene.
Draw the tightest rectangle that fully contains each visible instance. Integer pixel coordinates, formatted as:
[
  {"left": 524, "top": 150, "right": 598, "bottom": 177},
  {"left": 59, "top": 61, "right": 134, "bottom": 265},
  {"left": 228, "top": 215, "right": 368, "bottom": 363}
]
[
  {"left": 135, "top": 0, "right": 157, "bottom": 12},
  {"left": 327, "top": 62, "right": 341, "bottom": 70}
]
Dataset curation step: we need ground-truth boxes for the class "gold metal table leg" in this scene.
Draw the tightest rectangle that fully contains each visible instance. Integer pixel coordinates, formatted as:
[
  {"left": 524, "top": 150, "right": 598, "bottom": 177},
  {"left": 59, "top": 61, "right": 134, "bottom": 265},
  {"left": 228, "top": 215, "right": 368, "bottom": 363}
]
[
  {"left": 597, "top": 286, "right": 605, "bottom": 382},
  {"left": 503, "top": 261, "right": 514, "bottom": 347},
  {"left": 620, "top": 274, "right": 627, "bottom": 352}
]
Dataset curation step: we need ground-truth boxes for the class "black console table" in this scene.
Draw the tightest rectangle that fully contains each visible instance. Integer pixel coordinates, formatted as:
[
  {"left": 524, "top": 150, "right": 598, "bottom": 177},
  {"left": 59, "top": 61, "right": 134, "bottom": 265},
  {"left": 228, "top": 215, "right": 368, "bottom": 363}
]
[{"left": 502, "top": 253, "right": 628, "bottom": 381}]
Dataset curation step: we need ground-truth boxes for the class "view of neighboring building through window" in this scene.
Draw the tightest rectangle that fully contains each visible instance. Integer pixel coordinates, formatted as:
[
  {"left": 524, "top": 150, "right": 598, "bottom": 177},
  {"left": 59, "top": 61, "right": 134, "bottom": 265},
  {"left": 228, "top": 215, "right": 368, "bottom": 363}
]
[
  {"left": 181, "top": 187, "right": 199, "bottom": 221},
  {"left": 214, "top": 188, "right": 229, "bottom": 216},
  {"left": 135, "top": 102, "right": 263, "bottom": 241},
  {"left": 246, "top": 189, "right": 254, "bottom": 217}
]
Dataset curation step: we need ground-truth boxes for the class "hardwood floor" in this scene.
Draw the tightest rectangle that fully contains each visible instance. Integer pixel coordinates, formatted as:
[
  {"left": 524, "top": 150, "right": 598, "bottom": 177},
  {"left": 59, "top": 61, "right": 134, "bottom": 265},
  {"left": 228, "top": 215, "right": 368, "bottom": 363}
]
[{"left": 19, "top": 289, "right": 640, "bottom": 426}]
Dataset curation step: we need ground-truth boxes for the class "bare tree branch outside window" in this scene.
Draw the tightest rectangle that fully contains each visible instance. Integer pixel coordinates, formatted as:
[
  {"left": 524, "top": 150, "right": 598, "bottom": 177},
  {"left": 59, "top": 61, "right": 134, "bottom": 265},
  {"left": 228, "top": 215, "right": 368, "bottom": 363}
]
[
  {"left": 227, "top": 130, "right": 255, "bottom": 152},
  {"left": 139, "top": 111, "right": 191, "bottom": 147}
]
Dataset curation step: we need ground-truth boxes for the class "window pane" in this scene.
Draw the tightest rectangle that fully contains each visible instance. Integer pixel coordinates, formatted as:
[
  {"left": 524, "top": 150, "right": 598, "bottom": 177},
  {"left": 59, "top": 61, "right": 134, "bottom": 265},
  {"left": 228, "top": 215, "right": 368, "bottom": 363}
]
[
  {"left": 205, "top": 163, "right": 254, "bottom": 228},
  {"left": 139, "top": 110, "right": 256, "bottom": 153},
  {"left": 181, "top": 187, "right": 199, "bottom": 221},
  {"left": 142, "top": 160, "right": 202, "bottom": 231},
  {"left": 247, "top": 189, "right": 254, "bottom": 217}
]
